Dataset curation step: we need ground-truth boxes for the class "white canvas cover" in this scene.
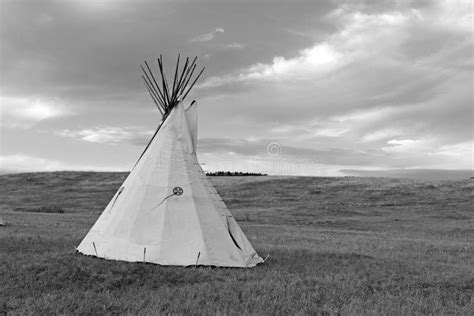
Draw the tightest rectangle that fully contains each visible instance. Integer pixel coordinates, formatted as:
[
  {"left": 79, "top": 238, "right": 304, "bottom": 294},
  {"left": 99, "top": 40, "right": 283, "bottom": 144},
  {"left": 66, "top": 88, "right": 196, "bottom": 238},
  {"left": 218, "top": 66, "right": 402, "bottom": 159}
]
[
  {"left": 0, "top": 216, "right": 5, "bottom": 226},
  {"left": 77, "top": 103, "right": 263, "bottom": 267}
]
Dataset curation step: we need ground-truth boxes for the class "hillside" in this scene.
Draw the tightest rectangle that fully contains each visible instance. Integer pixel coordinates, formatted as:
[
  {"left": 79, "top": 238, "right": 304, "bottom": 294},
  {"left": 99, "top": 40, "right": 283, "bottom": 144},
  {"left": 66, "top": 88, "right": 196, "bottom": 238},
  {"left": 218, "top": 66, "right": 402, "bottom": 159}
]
[{"left": 0, "top": 172, "right": 472, "bottom": 314}]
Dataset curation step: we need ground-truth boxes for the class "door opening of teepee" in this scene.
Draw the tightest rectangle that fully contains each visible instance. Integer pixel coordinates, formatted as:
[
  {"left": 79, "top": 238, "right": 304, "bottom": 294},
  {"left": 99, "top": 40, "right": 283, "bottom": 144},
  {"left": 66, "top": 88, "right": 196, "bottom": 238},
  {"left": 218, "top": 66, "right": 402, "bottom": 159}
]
[{"left": 76, "top": 56, "right": 263, "bottom": 268}]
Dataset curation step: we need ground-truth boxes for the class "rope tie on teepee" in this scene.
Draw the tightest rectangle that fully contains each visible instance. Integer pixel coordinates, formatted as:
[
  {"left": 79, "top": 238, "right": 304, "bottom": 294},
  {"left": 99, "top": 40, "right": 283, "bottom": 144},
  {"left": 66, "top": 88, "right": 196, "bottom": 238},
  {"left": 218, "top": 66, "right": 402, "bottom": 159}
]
[{"left": 156, "top": 186, "right": 184, "bottom": 207}]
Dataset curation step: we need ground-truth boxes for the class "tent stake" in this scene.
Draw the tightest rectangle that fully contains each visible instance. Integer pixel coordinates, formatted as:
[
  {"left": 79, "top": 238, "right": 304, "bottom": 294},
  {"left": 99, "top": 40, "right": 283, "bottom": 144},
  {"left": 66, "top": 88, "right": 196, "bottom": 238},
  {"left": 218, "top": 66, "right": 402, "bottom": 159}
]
[
  {"left": 245, "top": 253, "right": 256, "bottom": 267},
  {"left": 194, "top": 251, "right": 201, "bottom": 268},
  {"left": 92, "top": 242, "right": 98, "bottom": 257}
]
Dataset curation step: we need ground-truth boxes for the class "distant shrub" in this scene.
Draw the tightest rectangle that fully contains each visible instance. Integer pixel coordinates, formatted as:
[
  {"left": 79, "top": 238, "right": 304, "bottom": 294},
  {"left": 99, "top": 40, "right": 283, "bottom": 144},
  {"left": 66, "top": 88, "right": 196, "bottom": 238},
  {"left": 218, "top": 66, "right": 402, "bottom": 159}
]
[
  {"left": 24, "top": 176, "right": 42, "bottom": 184},
  {"left": 14, "top": 205, "right": 65, "bottom": 214},
  {"left": 206, "top": 171, "right": 267, "bottom": 177}
]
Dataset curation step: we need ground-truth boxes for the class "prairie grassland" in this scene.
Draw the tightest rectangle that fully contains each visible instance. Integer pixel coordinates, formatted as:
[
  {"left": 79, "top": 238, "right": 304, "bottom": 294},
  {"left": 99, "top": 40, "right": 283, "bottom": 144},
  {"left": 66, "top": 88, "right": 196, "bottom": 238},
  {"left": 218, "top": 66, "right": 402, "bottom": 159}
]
[{"left": 0, "top": 172, "right": 472, "bottom": 315}]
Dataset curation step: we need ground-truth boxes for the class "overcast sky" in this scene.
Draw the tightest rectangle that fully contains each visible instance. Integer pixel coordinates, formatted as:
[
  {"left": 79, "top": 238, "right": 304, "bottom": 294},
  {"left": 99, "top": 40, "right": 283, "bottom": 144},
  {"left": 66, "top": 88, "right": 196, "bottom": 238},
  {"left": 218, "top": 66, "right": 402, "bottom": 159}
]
[{"left": 0, "top": 0, "right": 472, "bottom": 177}]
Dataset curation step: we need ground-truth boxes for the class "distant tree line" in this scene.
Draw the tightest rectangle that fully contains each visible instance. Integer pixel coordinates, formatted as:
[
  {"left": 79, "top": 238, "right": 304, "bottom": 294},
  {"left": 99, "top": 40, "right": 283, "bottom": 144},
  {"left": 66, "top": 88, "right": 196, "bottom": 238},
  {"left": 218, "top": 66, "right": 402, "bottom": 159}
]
[{"left": 206, "top": 171, "right": 267, "bottom": 177}]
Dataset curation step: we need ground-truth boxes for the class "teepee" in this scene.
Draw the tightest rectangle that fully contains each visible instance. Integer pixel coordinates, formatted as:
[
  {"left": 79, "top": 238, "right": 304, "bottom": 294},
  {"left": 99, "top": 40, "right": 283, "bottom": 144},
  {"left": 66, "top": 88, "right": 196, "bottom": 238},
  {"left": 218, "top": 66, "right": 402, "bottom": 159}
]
[
  {"left": 0, "top": 216, "right": 5, "bottom": 226},
  {"left": 77, "top": 55, "right": 263, "bottom": 268}
]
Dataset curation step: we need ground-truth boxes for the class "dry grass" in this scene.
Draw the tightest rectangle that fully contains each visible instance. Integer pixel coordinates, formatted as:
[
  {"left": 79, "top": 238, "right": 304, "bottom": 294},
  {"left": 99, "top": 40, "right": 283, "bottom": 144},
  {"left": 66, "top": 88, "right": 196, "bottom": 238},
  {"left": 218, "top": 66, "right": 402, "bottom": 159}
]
[{"left": 0, "top": 172, "right": 472, "bottom": 314}]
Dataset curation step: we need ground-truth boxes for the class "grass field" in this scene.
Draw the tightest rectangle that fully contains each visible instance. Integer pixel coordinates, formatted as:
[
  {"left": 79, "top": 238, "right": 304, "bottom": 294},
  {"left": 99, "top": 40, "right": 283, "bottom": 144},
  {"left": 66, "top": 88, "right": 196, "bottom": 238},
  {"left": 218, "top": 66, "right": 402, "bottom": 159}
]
[{"left": 0, "top": 172, "right": 472, "bottom": 314}]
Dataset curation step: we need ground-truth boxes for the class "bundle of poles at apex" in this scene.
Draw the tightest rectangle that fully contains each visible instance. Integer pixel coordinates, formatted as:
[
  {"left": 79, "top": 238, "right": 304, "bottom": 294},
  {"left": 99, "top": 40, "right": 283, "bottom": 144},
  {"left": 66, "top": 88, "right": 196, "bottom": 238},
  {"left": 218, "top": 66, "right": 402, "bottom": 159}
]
[{"left": 140, "top": 54, "right": 205, "bottom": 117}]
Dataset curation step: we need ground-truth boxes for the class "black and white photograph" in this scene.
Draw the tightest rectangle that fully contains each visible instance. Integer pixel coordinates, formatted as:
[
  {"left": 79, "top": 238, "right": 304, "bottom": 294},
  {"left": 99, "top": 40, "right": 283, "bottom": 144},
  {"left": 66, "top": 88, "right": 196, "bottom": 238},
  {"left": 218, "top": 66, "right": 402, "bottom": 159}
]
[{"left": 0, "top": 0, "right": 472, "bottom": 314}]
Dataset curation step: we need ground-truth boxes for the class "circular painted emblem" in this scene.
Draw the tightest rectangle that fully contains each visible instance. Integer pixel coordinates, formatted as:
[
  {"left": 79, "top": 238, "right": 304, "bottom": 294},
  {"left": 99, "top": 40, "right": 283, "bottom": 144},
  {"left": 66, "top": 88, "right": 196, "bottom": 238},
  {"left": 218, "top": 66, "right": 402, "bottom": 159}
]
[{"left": 173, "top": 186, "right": 184, "bottom": 196}]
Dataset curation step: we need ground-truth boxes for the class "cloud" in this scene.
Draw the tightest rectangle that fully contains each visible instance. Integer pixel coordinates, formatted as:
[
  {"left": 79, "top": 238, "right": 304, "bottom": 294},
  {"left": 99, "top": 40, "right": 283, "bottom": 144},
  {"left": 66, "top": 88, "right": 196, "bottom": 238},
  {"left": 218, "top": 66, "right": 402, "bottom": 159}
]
[
  {"left": 1, "top": 0, "right": 471, "bottom": 176},
  {"left": 224, "top": 42, "right": 245, "bottom": 50},
  {"left": 382, "top": 139, "right": 426, "bottom": 153},
  {"left": 197, "top": 136, "right": 473, "bottom": 175},
  {"left": 433, "top": 141, "right": 473, "bottom": 168},
  {"left": 56, "top": 127, "right": 153, "bottom": 145},
  {"left": 199, "top": 9, "right": 418, "bottom": 88},
  {"left": 200, "top": 42, "right": 343, "bottom": 88},
  {"left": 361, "top": 128, "right": 404, "bottom": 143},
  {"left": 199, "top": 1, "right": 471, "bottom": 103},
  {"left": 199, "top": 137, "right": 382, "bottom": 167},
  {"left": 190, "top": 27, "right": 224, "bottom": 42},
  {"left": 194, "top": 1, "right": 472, "bottom": 173},
  {"left": 0, "top": 154, "right": 128, "bottom": 174},
  {"left": 0, "top": 96, "right": 72, "bottom": 128}
]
